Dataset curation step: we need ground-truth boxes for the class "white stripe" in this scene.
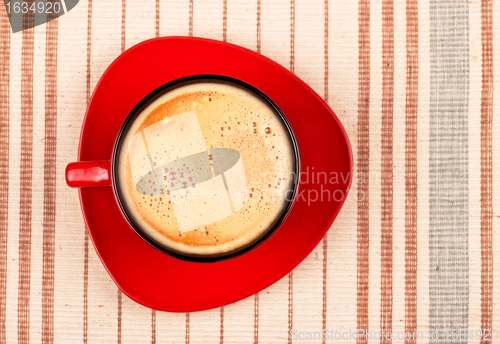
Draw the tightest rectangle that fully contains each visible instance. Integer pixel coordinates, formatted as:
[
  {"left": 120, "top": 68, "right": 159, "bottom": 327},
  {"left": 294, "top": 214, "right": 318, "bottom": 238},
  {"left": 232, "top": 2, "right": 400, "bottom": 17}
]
[
  {"left": 5, "top": 24, "right": 22, "bottom": 344},
  {"left": 468, "top": 0, "right": 483, "bottom": 335},
  {"left": 291, "top": 0, "right": 325, "bottom": 336},
  {"left": 225, "top": 0, "right": 258, "bottom": 51},
  {"left": 416, "top": 0, "right": 430, "bottom": 337},
  {"left": 53, "top": 1, "right": 87, "bottom": 341},
  {"left": 325, "top": 0, "right": 358, "bottom": 340},
  {"left": 85, "top": 0, "right": 123, "bottom": 342},
  {"left": 158, "top": 0, "right": 189, "bottom": 36},
  {"left": 260, "top": 0, "right": 291, "bottom": 70},
  {"left": 257, "top": 0, "right": 291, "bottom": 341},
  {"left": 155, "top": 310, "right": 187, "bottom": 344},
  {"left": 258, "top": 276, "right": 290, "bottom": 343},
  {"left": 125, "top": 0, "right": 155, "bottom": 50},
  {"left": 29, "top": 20, "right": 47, "bottom": 344},
  {"left": 368, "top": 0, "right": 382, "bottom": 341},
  {"left": 223, "top": 297, "right": 254, "bottom": 343},
  {"left": 192, "top": 0, "right": 224, "bottom": 40},
  {"left": 294, "top": 0, "right": 325, "bottom": 95},
  {"left": 189, "top": 308, "right": 221, "bottom": 343},
  {"left": 122, "top": 295, "right": 152, "bottom": 344},
  {"left": 392, "top": 0, "right": 407, "bottom": 339}
]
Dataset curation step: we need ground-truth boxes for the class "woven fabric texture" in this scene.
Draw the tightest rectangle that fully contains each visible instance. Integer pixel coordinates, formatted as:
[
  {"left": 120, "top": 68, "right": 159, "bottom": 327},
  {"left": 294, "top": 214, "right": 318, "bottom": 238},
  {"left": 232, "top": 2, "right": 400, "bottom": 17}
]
[{"left": 0, "top": 0, "right": 499, "bottom": 343}]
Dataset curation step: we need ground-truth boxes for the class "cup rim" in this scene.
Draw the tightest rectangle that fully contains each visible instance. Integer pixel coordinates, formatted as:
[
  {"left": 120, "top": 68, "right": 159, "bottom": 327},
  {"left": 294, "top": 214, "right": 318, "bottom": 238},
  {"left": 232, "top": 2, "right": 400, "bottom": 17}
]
[{"left": 110, "top": 74, "right": 300, "bottom": 263}]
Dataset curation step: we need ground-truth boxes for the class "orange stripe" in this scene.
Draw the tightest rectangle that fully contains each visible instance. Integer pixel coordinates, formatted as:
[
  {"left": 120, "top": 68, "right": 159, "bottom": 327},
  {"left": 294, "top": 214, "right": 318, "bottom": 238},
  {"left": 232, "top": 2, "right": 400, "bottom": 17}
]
[
  {"left": 18, "top": 2, "right": 36, "bottom": 342},
  {"left": 356, "top": 0, "right": 370, "bottom": 342},
  {"left": 380, "top": 0, "right": 394, "bottom": 342},
  {"left": 322, "top": 1, "right": 329, "bottom": 342},
  {"left": 189, "top": 0, "right": 193, "bottom": 37},
  {"left": 219, "top": 306, "right": 224, "bottom": 344},
  {"left": 222, "top": 0, "right": 227, "bottom": 42},
  {"left": 404, "top": 0, "right": 418, "bottom": 343},
  {"left": 256, "top": 0, "right": 261, "bottom": 54},
  {"left": 185, "top": 312, "right": 190, "bottom": 344},
  {"left": 41, "top": 2, "right": 59, "bottom": 342},
  {"left": 0, "top": 5, "right": 10, "bottom": 343},
  {"left": 83, "top": 1, "right": 93, "bottom": 342},
  {"left": 480, "top": 0, "right": 493, "bottom": 342},
  {"left": 155, "top": 0, "right": 160, "bottom": 38},
  {"left": 254, "top": 293, "right": 259, "bottom": 343}
]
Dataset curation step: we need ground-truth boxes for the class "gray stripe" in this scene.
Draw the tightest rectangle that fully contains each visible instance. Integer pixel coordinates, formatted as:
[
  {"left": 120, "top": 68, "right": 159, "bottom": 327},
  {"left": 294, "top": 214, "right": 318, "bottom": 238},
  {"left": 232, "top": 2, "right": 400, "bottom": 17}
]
[{"left": 429, "top": 0, "right": 470, "bottom": 342}]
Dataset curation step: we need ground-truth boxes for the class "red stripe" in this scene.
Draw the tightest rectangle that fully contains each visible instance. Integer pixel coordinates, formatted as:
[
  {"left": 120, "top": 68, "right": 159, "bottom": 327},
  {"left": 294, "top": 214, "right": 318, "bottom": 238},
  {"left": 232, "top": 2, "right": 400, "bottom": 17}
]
[
  {"left": 185, "top": 312, "right": 190, "bottom": 344},
  {"left": 151, "top": 310, "right": 156, "bottom": 344},
  {"left": 256, "top": 0, "right": 261, "bottom": 54},
  {"left": 254, "top": 1, "right": 261, "bottom": 339},
  {"left": 83, "top": 230, "right": 89, "bottom": 344},
  {"left": 480, "top": 0, "right": 493, "bottom": 342},
  {"left": 321, "top": 236, "right": 327, "bottom": 344},
  {"left": 404, "top": 0, "right": 418, "bottom": 343},
  {"left": 121, "top": 0, "right": 126, "bottom": 52},
  {"left": 287, "top": 272, "right": 293, "bottom": 344},
  {"left": 83, "top": 1, "right": 93, "bottom": 342},
  {"left": 380, "top": 0, "right": 394, "bottom": 342},
  {"left": 287, "top": 1, "right": 295, "bottom": 342},
  {"left": 189, "top": 0, "right": 193, "bottom": 37},
  {"left": 254, "top": 293, "right": 259, "bottom": 343},
  {"left": 152, "top": 1, "right": 159, "bottom": 341},
  {"left": 219, "top": 306, "right": 224, "bottom": 344},
  {"left": 155, "top": 0, "right": 160, "bottom": 38},
  {"left": 322, "top": 1, "right": 329, "bottom": 342},
  {"left": 356, "top": 0, "right": 370, "bottom": 342},
  {"left": 118, "top": 3, "right": 126, "bottom": 342},
  {"left": 323, "top": 0, "right": 329, "bottom": 102},
  {"left": 18, "top": 2, "right": 36, "bottom": 342},
  {"left": 117, "top": 290, "right": 122, "bottom": 343},
  {"left": 222, "top": 0, "right": 227, "bottom": 42},
  {"left": 41, "top": 2, "right": 59, "bottom": 343},
  {"left": 0, "top": 4, "right": 10, "bottom": 343},
  {"left": 289, "top": 0, "right": 295, "bottom": 73}
]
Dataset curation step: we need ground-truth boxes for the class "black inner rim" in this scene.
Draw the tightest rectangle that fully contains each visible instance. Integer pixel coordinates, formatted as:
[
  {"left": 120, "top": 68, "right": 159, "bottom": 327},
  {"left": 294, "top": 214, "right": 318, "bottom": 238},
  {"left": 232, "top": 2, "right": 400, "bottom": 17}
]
[{"left": 112, "top": 75, "right": 300, "bottom": 263}]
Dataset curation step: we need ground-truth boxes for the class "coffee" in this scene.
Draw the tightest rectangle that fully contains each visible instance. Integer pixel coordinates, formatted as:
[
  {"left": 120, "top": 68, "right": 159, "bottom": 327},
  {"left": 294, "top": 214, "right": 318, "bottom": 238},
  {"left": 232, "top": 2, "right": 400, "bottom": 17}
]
[{"left": 115, "top": 79, "right": 296, "bottom": 258}]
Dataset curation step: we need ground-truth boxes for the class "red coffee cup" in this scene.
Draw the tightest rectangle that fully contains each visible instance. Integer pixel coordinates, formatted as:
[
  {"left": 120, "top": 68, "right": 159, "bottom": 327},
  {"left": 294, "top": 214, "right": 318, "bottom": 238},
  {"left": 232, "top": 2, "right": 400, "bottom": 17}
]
[
  {"left": 66, "top": 75, "right": 299, "bottom": 262},
  {"left": 65, "top": 37, "right": 352, "bottom": 312}
]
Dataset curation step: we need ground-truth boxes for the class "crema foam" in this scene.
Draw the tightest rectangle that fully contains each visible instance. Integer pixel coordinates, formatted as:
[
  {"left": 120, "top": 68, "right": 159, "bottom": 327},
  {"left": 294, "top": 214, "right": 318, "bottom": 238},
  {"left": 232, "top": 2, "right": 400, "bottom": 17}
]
[{"left": 116, "top": 80, "right": 296, "bottom": 257}]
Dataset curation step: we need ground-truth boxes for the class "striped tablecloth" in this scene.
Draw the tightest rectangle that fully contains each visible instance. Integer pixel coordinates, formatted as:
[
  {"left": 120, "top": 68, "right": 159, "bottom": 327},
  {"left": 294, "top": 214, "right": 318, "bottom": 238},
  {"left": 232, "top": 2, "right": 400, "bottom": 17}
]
[{"left": 0, "top": 0, "right": 498, "bottom": 343}]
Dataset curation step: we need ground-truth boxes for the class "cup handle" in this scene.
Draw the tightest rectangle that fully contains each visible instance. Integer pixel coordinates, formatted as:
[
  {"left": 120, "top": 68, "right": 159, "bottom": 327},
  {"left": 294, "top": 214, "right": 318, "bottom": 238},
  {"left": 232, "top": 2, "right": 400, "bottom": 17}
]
[{"left": 66, "top": 161, "right": 112, "bottom": 188}]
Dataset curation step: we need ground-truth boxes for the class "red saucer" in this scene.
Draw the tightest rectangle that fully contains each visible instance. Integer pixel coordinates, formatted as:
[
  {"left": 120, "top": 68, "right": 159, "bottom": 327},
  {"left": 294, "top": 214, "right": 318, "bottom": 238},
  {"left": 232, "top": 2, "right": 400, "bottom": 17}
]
[{"left": 78, "top": 36, "right": 353, "bottom": 312}]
